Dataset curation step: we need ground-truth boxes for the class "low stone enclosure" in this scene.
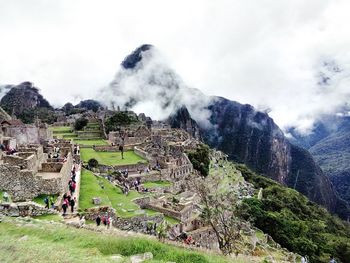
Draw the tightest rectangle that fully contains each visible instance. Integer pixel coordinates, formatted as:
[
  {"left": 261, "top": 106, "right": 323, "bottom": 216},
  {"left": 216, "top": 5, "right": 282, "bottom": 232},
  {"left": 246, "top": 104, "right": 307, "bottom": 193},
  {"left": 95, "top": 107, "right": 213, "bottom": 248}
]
[
  {"left": 136, "top": 196, "right": 197, "bottom": 222},
  {"left": 0, "top": 144, "right": 73, "bottom": 201}
]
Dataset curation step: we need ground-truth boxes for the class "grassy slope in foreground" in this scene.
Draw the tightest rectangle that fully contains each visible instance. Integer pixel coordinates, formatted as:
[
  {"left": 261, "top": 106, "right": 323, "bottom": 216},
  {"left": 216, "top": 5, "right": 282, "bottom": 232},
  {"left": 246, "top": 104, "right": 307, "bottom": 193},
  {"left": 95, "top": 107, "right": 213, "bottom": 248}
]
[
  {"left": 80, "top": 148, "right": 147, "bottom": 166},
  {"left": 0, "top": 217, "right": 230, "bottom": 263},
  {"left": 79, "top": 169, "right": 143, "bottom": 217}
]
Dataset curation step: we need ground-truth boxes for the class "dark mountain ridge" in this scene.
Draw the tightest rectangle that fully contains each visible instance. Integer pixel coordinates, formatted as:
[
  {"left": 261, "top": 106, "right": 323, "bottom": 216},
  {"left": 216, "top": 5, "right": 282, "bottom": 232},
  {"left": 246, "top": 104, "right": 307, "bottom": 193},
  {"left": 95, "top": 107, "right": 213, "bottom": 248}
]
[
  {"left": 0, "top": 81, "right": 55, "bottom": 124},
  {"left": 105, "top": 44, "right": 350, "bottom": 219}
]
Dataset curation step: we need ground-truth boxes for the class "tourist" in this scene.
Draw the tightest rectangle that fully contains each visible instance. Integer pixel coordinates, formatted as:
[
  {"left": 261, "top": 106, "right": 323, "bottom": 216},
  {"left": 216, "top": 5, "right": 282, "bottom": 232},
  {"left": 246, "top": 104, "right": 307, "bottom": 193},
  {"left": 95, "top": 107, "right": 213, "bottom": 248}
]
[
  {"left": 107, "top": 216, "right": 111, "bottom": 229},
  {"left": 70, "top": 197, "right": 76, "bottom": 213},
  {"left": 119, "top": 145, "right": 124, "bottom": 159},
  {"left": 102, "top": 215, "right": 107, "bottom": 227},
  {"left": 108, "top": 216, "right": 113, "bottom": 229},
  {"left": 71, "top": 181, "right": 76, "bottom": 195},
  {"left": 62, "top": 199, "right": 68, "bottom": 215},
  {"left": 49, "top": 196, "right": 55, "bottom": 209},
  {"left": 96, "top": 215, "right": 101, "bottom": 226},
  {"left": 44, "top": 196, "right": 50, "bottom": 209},
  {"left": 3, "top": 192, "right": 9, "bottom": 202}
]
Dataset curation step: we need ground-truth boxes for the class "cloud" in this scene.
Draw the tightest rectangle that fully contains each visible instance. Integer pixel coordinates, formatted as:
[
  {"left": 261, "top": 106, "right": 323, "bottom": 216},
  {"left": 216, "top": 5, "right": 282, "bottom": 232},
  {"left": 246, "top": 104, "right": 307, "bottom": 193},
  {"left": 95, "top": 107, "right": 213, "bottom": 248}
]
[
  {"left": 100, "top": 47, "right": 212, "bottom": 127},
  {"left": 1, "top": 0, "right": 350, "bottom": 133}
]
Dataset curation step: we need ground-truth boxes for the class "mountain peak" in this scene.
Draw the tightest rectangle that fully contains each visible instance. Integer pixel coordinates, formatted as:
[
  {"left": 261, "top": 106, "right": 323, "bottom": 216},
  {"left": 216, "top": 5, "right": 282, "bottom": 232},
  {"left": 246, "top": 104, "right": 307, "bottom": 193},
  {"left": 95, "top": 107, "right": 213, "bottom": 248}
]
[{"left": 121, "top": 44, "right": 154, "bottom": 69}]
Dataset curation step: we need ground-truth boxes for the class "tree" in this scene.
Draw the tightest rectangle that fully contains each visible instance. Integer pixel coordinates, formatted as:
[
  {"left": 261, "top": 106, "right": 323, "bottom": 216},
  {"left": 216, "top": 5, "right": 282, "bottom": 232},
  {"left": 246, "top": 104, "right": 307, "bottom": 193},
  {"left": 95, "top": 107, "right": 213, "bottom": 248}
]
[
  {"left": 88, "top": 158, "right": 99, "bottom": 168},
  {"left": 105, "top": 112, "right": 138, "bottom": 133},
  {"left": 189, "top": 174, "right": 244, "bottom": 255},
  {"left": 187, "top": 144, "right": 210, "bottom": 177},
  {"left": 74, "top": 117, "right": 88, "bottom": 131}
]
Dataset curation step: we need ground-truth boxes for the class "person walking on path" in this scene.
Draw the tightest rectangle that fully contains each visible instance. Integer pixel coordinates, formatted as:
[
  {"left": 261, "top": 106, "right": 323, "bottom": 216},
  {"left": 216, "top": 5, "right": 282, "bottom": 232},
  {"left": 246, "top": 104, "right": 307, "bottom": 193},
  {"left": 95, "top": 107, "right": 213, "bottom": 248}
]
[
  {"left": 44, "top": 196, "right": 49, "bottom": 209},
  {"left": 62, "top": 199, "right": 68, "bottom": 216},
  {"left": 102, "top": 215, "right": 107, "bottom": 227},
  {"left": 96, "top": 215, "right": 101, "bottom": 226},
  {"left": 108, "top": 216, "right": 113, "bottom": 230},
  {"left": 107, "top": 216, "right": 112, "bottom": 229},
  {"left": 70, "top": 197, "right": 76, "bottom": 213},
  {"left": 3, "top": 192, "right": 9, "bottom": 202},
  {"left": 49, "top": 196, "right": 55, "bottom": 209}
]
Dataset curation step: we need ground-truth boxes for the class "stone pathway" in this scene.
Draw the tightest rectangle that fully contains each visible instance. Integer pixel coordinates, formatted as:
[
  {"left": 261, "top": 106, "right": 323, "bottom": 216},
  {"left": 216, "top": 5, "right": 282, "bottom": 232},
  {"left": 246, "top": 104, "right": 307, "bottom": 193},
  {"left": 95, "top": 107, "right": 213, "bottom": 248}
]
[{"left": 62, "top": 162, "right": 81, "bottom": 221}]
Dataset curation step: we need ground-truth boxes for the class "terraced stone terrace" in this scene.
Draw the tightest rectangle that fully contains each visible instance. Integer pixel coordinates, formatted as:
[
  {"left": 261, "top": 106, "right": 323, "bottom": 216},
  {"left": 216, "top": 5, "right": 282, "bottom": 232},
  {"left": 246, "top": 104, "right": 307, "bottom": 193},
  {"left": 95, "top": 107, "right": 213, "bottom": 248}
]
[
  {"left": 80, "top": 148, "right": 147, "bottom": 166},
  {"left": 50, "top": 125, "right": 108, "bottom": 146}
]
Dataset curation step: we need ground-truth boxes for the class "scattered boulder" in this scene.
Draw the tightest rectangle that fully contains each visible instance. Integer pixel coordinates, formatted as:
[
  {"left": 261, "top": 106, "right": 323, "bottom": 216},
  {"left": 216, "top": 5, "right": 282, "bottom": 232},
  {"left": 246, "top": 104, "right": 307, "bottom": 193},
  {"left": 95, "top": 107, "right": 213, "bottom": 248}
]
[
  {"left": 110, "top": 254, "right": 124, "bottom": 262},
  {"left": 18, "top": 235, "right": 28, "bottom": 241},
  {"left": 92, "top": 197, "right": 101, "bottom": 205},
  {"left": 129, "top": 252, "right": 153, "bottom": 263}
]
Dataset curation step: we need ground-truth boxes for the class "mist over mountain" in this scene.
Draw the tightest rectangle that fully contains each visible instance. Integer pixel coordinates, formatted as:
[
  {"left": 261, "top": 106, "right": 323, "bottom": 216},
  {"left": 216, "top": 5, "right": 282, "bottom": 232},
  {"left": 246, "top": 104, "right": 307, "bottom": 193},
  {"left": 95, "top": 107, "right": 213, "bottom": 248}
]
[
  {"left": 99, "top": 45, "right": 350, "bottom": 219},
  {"left": 290, "top": 112, "right": 350, "bottom": 207},
  {"left": 100, "top": 45, "right": 212, "bottom": 127}
]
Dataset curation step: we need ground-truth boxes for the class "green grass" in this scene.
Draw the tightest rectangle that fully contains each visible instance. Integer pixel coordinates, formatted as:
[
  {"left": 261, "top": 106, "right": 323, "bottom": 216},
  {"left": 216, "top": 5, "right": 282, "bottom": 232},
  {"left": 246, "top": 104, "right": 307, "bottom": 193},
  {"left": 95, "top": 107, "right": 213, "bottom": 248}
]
[
  {"left": 49, "top": 126, "right": 73, "bottom": 133},
  {"left": 33, "top": 194, "right": 58, "bottom": 206},
  {"left": 80, "top": 148, "right": 147, "bottom": 166},
  {"left": 33, "top": 214, "right": 63, "bottom": 222},
  {"left": 74, "top": 139, "right": 108, "bottom": 146},
  {"left": 143, "top": 181, "right": 171, "bottom": 188},
  {"left": 79, "top": 169, "right": 112, "bottom": 210},
  {"left": 80, "top": 170, "right": 143, "bottom": 217},
  {"left": 0, "top": 217, "right": 230, "bottom": 263}
]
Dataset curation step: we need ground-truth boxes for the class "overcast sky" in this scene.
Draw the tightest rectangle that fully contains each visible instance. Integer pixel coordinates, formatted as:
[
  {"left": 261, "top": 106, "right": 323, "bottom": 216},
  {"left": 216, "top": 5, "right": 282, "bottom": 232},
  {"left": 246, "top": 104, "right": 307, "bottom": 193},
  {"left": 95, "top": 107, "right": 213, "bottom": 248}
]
[{"left": 1, "top": 0, "right": 350, "bottom": 133}]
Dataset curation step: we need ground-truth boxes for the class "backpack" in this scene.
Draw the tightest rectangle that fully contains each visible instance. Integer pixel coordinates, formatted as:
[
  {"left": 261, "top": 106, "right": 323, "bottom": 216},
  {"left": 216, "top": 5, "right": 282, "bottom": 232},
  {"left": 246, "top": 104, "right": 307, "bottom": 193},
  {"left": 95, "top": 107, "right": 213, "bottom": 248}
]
[{"left": 44, "top": 197, "right": 49, "bottom": 204}]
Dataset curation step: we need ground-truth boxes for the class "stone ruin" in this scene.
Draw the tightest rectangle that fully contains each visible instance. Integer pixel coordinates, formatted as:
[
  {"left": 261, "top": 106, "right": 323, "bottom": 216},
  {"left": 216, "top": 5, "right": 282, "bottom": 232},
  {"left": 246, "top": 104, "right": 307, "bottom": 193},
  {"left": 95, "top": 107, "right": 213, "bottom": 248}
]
[{"left": 0, "top": 142, "right": 73, "bottom": 202}]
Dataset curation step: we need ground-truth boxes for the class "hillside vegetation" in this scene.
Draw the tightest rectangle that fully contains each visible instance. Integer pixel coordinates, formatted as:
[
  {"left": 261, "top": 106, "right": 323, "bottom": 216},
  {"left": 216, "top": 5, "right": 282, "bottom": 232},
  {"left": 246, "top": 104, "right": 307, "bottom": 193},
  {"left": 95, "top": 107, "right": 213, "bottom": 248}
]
[{"left": 236, "top": 164, "right": 350, "bottom": 263}]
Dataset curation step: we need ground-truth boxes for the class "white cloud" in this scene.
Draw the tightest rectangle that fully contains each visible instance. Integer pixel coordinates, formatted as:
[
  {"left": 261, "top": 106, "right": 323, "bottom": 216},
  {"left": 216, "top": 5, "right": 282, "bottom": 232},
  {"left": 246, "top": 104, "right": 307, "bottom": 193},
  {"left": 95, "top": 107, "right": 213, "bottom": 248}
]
[{"left": 1, "top": 0, "right": 350, "bottom": 133}]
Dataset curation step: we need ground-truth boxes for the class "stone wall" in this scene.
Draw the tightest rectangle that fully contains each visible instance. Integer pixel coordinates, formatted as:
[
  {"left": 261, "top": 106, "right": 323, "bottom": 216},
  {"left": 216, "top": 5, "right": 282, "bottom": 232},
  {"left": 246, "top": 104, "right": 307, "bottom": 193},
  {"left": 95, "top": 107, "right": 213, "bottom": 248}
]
[
  {"left": 0, "top": 201, "right": 56, "bottom": 217},
  {"left": 187, "top": 227, "right": 219, "bottom": 250},
  {"left": 41, "top": 162, "right": 63, "bottom": 172},
  {"left": 3, "top": 153, "right": 37, "bottom": 172},
  {"left": 93, "top": 145, "right": 134, "bottom": 152},
  {"left": 84, "top": 206, "right": 164, "bottom": 234},
  {"left": 0, "top": 152, "right": 73, "bottom": 201},
  {"left": 4, "top": 125, "right": 52, "bottom": 145},
  {"left": 96, "top": 162, "right": 148, "bottom": 173},
  {"left": 134, "top": 147, "right": 152, "bottom": 161}
]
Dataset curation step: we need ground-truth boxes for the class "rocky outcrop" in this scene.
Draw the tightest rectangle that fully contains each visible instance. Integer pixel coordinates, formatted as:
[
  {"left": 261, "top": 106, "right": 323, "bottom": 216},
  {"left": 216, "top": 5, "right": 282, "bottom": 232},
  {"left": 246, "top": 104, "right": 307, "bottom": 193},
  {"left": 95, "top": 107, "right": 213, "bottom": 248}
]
[
  {"left": 0, "top": 82, "right": 52, "bottom": 113},
  {"left": 167, "top": 106, "right": 201, "bottom": 139},
  {"left": 0, "top": 82, "right": 55, "bottom": 124}
]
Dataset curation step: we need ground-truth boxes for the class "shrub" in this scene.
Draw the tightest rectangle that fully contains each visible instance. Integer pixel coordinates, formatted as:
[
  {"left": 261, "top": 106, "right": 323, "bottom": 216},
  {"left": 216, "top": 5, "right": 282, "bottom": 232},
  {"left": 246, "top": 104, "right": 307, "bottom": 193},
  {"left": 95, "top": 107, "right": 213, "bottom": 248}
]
[{"left": 74, "top": 117, "right": 88, "bottom": 131}]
